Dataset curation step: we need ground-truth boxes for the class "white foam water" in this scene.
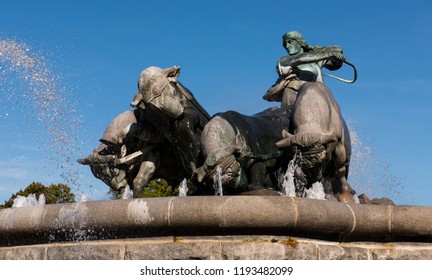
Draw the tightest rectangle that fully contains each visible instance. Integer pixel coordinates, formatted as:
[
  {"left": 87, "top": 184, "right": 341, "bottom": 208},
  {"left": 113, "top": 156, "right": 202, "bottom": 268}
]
[
  {"left": 213, "top": 166, "right": 223, "bottom": 196},
  {"left": 12, "top": 193, "right": 46, "bottom": 208},
  {"left": 121, "top": 185, "right": 134, "bottom": 199},
  {"left": 281, "top": 159, "right": 326, "bottom": 200},
  {"left": 178, "top": 178, "right": 188, "bottom": 196},
  {"left": 348, "top": 123, "right": 405, "bottom": 203},
  {"left": 281, "top": 157, "right": 297, "bottom": 197},
  {"left": 304, "top": 182, "right": 326, "bottom": 200},
  {"left": 79, "top": 193, "right": 89, "bottom": 202}
]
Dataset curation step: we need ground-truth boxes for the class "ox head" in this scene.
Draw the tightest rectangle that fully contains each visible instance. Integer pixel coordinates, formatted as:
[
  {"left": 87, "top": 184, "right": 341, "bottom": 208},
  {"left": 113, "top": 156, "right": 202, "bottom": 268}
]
[
  {"left": 77, "top": 144, "right": 129, "bottom": 192},
  {"left": 277, "top": 130, "right": 338, "bottom": 187},
  {"left": 132, "top": 66, "right": 184, "bottom": 119},
  {"left": 77, "top": 109, "right": 143, "bottom": 193}
]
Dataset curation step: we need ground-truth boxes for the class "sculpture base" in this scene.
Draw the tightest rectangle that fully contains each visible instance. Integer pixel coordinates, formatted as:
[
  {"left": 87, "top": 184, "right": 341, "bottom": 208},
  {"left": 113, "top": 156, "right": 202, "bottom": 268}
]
[{"left": 2, "top": 235, "right": 432, "bottom": 260}]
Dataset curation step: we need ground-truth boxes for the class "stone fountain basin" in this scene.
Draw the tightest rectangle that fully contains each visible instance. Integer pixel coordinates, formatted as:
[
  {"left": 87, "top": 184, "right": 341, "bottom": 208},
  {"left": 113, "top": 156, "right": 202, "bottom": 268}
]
[{"left": 1, "top": 196, "right": 432, "bottom": 259}]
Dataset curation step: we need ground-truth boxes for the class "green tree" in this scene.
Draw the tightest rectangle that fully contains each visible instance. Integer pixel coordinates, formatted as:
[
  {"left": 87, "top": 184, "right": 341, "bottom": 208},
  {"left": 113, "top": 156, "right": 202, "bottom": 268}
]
[
  {"left": 108, "top": 179, "right": 199, "bottom": 200},
  {"left": 141, "top": 179, "right": 178, "bottom": 197},
  {"left": 45, "top": 183, "right": 75, "bottom": 204},
  {"left": 140, "top": 179, "right": 197, "bottom": 198},
  {"left": 1, "top": 182, "right": 75, "bottom": 208}
]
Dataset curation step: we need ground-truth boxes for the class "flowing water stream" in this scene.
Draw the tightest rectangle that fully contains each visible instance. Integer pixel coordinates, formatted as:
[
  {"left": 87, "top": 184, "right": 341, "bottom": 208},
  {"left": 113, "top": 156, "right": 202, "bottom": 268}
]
[{"left": 0, "top": 39, "right": 83, "bottom": 198}]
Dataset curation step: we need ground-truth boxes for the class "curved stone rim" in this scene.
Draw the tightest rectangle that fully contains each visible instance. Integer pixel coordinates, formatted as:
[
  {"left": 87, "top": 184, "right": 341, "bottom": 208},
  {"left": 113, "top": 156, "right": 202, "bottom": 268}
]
[{"left": 1, "top": 196, "right": 431, "bottom": 246}]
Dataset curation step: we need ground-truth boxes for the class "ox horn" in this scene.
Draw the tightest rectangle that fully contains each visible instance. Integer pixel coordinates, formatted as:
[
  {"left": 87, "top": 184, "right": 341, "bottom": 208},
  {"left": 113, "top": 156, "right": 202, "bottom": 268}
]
[
  {"left": 77, "top": 156, "right": 90, "bottom": 165},
  {"left": 281, "top": 129, "right": 293, "bottom": 139},
  {"left": 276, "top": 132, "right": 337, "bottom": 148},
  {"left": 319, "top": 134, "right": 338, "bottom": 145},
  {"left": 162, "top": 66, "right": 181, "bottom": 79},
  {"left": 276, "top": 129, "right": 294, "bottom": 148}
]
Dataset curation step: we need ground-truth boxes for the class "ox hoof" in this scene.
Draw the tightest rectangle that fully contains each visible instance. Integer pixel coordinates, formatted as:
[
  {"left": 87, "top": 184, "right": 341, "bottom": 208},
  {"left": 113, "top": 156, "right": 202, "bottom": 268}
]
[
  {"left": 358, "top": 193, "right": 371, "bottom": 204},
  {"left": 370, "top": 197, "right": 395, "bottom": 206},
  {"left": 336, "top": 192, "right": 356, "bottom": 203},
  {"left": 195, "top": 167, "right": 207, "bottom": 183}
]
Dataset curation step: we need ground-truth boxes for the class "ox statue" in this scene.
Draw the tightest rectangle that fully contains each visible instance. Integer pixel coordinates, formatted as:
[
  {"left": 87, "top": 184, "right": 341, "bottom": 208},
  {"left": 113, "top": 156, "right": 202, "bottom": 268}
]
[
  {"left": 77, "top": 109, "right": 184, "bottom": 197},
  {"left": 195, "top": 109, "right": 290, "bottom": 194},
  {"left": 276, "top": 82, "right": 355, "bottom": 202},
  {"left": 129, "top": 66, "right": 210, "bottom": 178},
  {"left": 262, "top": 31, "right": 357, "bottom": 202},
  {"left": 78, "top": 66, "right": 209, "bottom": 198}
]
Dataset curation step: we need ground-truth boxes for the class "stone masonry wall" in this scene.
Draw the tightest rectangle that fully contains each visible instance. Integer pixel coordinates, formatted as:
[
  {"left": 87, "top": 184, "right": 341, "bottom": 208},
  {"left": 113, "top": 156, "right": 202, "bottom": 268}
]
[{"left": 1, "top": 235, "right": 432, "bottom": 260}]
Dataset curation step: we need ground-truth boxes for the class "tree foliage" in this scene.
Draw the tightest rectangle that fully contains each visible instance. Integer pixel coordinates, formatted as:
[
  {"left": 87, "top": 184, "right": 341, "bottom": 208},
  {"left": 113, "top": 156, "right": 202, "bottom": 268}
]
[
  {"left": 140, "top": 178, "right": 198, "bottom": 197},
  {"left": 1, "top": 182, "right": 76, "bottom": 208},
  {"left": 141, "top": 179, "right": 179, "bottom": 197},
  {"left": 107, "top": 178, "right": 198, "bottom": 199}
]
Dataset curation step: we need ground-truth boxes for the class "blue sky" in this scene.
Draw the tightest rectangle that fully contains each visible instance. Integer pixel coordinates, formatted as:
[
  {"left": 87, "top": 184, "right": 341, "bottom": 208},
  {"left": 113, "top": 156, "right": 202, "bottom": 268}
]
[{"left": 0, "top": 0, "right": 431, "bottom": 205}]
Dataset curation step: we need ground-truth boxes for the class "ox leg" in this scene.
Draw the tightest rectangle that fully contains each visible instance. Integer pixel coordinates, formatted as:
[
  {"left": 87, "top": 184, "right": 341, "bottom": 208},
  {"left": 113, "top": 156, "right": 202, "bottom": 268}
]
[
  {"left": 110, "top": 169, "right": 128, "bottom": 191},
  {"left": 334, "top": 143, "right": 355, "bottom": 203},
  {"left": 248, "top": 162, "right": 265, "bottom": 190},
  {"left": 196, "top": 145, "right": 239, "bottom": 183},
  {"left": 248, "top": 162, "right": 274, "bottom": 190},
  {"left": 132, "top": 154, "right": 159, "bottom": 198}
]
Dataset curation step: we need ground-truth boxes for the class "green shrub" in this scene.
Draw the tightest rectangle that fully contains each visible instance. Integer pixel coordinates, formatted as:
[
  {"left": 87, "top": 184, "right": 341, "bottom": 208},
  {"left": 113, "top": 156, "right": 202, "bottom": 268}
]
[{"left": 2, "top": 182, "right": 76, "bottom": 208}]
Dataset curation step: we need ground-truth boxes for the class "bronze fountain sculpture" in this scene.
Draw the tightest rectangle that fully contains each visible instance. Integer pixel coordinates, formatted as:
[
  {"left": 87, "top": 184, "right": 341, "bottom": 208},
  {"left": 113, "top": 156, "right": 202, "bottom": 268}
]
[{"left": 79, "top": 31, "right": 358, "bottom": 202}]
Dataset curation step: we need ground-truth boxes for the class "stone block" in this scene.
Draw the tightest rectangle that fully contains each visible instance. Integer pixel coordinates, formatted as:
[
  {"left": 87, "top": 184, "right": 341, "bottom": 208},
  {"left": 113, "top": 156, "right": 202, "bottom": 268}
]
[
  {"left": 370, "top": 244, "right": 432, "bottom": 260},
  {"left": 0, "top": 245, "right": 46, "bottom": 260},
  {"left": 45, "top": 241, "right": 125, "bottom": 260},
  {"left": 317, "top": 244, "right": 369, "bottom": 260},
  {"left": 221, "top": 241, "right": 286, "bottom": 260},
  {"left": 124, "top": 240, "right": 221, "bottom": 260},
  {"left": 281, "top": 239, "right": 318, "bottom": 260}
]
